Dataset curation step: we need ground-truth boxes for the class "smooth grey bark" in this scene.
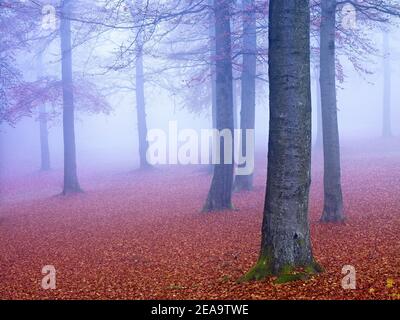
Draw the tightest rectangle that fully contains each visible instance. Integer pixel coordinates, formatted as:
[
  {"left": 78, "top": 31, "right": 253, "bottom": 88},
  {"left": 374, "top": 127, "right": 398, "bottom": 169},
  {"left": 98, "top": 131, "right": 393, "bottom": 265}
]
[
  {"left": 203, "top": 0, "right": 234, "bottom": 212},
  {"left": 234, "top": 0, "right": 256, "bottom": 191},
  {"left": 243, "top": 0, "right": 317, "bottom": 279},
  {"left": 39, "top": 105, "right": 50, "bottom": 171},
  {"left": 129, "top": 0, "right": 150, "bottom": 169},
  {"left": 208, "top": 0, "right": 217, "bottom": 127},
  {"left": 382, "top": 31, "right": 392, "bottom": 138},
  {"left": 314, "top": 65, "right": 323, "bottom": 149},
  {"left": 37, "top": 52, "right": 50, "bottom": 171},
  {"left": 208, "top": 0, "right": 217, "bottom": 174},
  {"left": 60, "top": 0, "right": 81, "bottom": 194},
  {"left": 135, "top": 45, "right": 150, "bottom": 168},
  {"left": 320, "top": 0, "right": 344, "bottom": 222},
  {"left": 233, "top": 79, "right": 238, "bottom": 130}
]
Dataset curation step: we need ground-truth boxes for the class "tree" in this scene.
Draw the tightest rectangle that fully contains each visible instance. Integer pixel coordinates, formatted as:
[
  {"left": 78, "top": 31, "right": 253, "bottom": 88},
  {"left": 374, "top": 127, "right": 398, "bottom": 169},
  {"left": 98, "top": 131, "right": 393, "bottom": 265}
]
[
  {"left": 209, "top": 0, "right": 217, "bottom": 130},
  {"left": 313, "top": 65, "right": 323, "bottom": 148},
  {"left": 316, "top": 0, "right": 400, "bottom": 222},
  {"left": 0, "top": 0, "right": 40, "bottom": 125},
  {"left": 233, "top": 0, "right": 257, "bottom": 191},
  {"left": 242, "top": 0, "right": 320, "bottom": 280},
  {"left": 382, "top": 30, "right": 392, "bottom": 138},
  {"left": 127, "top": 0, "right": 151, "bottom": 169},
  {"left": 60, "top": 0, "right": 81, "bottom": 194},
  {"left": 203, "top": 0, "right": 235, "bottom": 212},
  {"left": 37, "top": 52, "right": 51, "bottom": 171},
  {"left": 319, "top": 0, "right": 344, "bottom": 222}
]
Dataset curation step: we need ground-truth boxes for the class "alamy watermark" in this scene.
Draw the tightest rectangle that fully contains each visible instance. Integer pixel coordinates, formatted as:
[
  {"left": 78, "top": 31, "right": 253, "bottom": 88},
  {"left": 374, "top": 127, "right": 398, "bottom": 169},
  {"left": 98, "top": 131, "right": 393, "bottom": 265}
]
[
  {"left": 146, "top": 121, "right": 255, "bottom": 176},
  {"left": 341, "top": 265, "right": 356, "bottom": 289},
  {"left": 19, "top": 1, "right": 365, "bottom": 33},
  {"left": 341, "top": 0, "right": 365, "bottom": 30},
  {"left": 41, "top": 265, "right": 56, "bottom": 290}
]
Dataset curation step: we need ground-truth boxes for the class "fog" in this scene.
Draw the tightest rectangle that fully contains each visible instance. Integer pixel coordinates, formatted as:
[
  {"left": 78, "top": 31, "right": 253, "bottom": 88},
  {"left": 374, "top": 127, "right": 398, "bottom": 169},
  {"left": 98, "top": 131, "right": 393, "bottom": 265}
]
[
  {"left": 1, "top": 29, "right": 399, "bottom": 181},
  {"left": 1, "top": 0, "right": 400, "bottom": 302}
]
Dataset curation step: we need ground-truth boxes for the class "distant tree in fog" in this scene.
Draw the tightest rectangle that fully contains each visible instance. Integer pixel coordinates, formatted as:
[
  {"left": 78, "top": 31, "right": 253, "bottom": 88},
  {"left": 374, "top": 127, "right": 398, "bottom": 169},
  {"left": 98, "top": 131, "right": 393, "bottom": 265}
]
[
  {"left": 319, "top": 0, "right": 345, "bottom": 222},
  {"left": 127, "top": 0, "right": 151, "bottom": 169},
  {"left": 1, "top": 0, "right": 111, "bottom": 183},
  {"left": 316, "top": 0, "right": 400, "bottom": 223},
  {"left": 382, "top": 30, "right": 393, "bottom": 138},
  {"left": 0, "top": 0, "right": 42, "bottom": 125},
  {"left": 156, "top": 0, "right": 265, "bottom": 192},
  {"left": 36, "top": 51, "right": 51, "bottom": 171},
  {"left": 60, "top": 0, "right": 82, "bottom": 194},
  {"left": 233, "top": 0, "right": 257, "bottom": 191},
  {"left": 202, "top": 0, "right": 235, "bottom": 212}
]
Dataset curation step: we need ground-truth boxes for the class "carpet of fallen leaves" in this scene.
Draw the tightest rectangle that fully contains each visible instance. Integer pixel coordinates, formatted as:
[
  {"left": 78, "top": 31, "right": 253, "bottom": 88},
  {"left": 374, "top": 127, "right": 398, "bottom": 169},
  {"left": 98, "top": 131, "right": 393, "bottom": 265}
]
[{"left": 0, "top": 139, "right": 399, "bottom": 300}]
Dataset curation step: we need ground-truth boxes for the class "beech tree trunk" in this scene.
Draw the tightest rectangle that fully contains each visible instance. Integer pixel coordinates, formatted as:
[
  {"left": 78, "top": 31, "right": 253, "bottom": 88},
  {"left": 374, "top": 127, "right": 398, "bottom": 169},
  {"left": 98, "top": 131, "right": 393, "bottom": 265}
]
[
  {"left": 135, "top": 46, "right": 150, "bottom": 168},
  {"left": 39, "top": 105, "right": 50, "bottom": 171},
  {"left": 233, "top": 79, "right": 238, "bottom": 130},
  {"left": 203, "top": 0, "right": 234, "bottom": 212},
  {"left": 320, "top": 0, "right": 344, "bottom": 222},
  {"left": 314, "top": 65, "right": 323, "bottom": 149},
  {"left": 60, "top": 0, "right": 81, "bottom": 194},
  {"left": 129, "top": 0, "right": 150, "bottom": 169},
  {"left": 37, "top": 52, "right": 50, "bottom": 171},
  {"left": 234, "top": 0, "right": 256, "bottom": 191},
  {"left": 382, "top": 31, "right": 392, "bottom": 138},
  {"left": 242, "top": 0, "right": 317, "bottom": 279},
  {"left": 208, "top": 0, "right": 217, "bottom": 174}
]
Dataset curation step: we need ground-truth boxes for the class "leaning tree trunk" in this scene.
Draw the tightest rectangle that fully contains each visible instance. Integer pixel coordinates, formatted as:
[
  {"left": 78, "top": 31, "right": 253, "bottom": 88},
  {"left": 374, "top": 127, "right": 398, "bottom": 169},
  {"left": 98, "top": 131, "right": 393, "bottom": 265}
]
[
  {"left": 203, "top": 0, "right": 234, "bottom": 212},
  {"left": 234, "top": 0, "right": 256, "bottom": 191},
  {"left": 37, "top": 52, "right": 50, "bottom": 171},
  {"left": 60, "top": 0, "right": 81, "bottom": 194},
  {"left": 382, "top": 31, "right": 392, "bottom": 138},
  {"left": 242, "top": 0, "right": 319, "bottom": 280},
  {"left": 320, "top": 0, "right": 344, "bottom": 222}
]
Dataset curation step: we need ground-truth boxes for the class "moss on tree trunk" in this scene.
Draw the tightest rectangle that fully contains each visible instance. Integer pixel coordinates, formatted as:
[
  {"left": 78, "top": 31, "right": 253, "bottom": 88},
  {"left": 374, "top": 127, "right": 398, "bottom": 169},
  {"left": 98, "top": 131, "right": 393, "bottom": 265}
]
[{"left": 241, "top": 0, "right": 321, "bottom": 281}]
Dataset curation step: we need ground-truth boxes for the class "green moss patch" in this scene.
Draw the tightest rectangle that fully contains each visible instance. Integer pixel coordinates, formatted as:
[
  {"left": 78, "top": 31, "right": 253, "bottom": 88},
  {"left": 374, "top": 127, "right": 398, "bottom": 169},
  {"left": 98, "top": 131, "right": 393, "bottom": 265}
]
[{"left": 237, "top": 254, "right": 272, "bottom": 283}]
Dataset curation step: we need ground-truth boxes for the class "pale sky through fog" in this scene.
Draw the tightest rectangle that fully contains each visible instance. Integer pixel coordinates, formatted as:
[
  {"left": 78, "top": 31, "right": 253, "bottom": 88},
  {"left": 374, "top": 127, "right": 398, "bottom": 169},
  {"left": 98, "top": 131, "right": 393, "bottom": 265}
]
[{"left": 1, "top": 21, "right": 399, "bottom": 177}]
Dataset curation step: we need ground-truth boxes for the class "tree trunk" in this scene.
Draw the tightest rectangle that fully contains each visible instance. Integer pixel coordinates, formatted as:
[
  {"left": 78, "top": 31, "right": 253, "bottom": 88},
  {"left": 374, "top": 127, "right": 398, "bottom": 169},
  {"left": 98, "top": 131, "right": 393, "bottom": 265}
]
[
  {"left": 60, "top": 0, "right": 81, "bottom": 194},
  {"left": 233, "top": 79, "right": 238, "bottom": 130},
  {"left": 382, "top": 31, "right": 392, "bottom": 138},
  {"left": 320, "top": 0, "right": 344, "bottom": 222},
  {"left": 242, "top": 0, "right": 318, "bottom": 280},
  {"left": 135, "top": 46, "right": 150, "bottom": 169},
  {"left": 234, "top": 0, "right": 256, "bottom": 192},
  {"left": 203, "top": 0, "right": 234, "bottom": 212},
  {"left": 129, "top": 0, "right": 150, "bottom": 169},
  {"left": 210, "top": 10, "right": 217, "bottom": 130},
  {"left": 208, "top": 0, "right": 217, "bottom": 174},
  {"left": 37, "top": 52, "right": 50, "bottom": 171},
  {"left": 39, "top": 105, "right": 50, "bottom": 171},
  {"left": 314, "top": 65, "right": 323, "bottom": 149}
]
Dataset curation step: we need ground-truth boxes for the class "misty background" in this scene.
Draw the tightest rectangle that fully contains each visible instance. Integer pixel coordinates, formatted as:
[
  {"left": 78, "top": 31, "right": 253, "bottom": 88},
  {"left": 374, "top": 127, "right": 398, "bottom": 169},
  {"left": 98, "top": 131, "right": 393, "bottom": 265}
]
[{"left": 1, "top": 23, "right": 399, "bottom": 182}]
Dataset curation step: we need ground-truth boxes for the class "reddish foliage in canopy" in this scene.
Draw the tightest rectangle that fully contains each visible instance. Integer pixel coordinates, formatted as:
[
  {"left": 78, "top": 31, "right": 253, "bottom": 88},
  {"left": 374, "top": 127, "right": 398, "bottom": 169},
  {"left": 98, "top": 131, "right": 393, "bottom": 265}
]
[
  {"left": 0, "top": 1, "right": 111, "bottom": 125},
  {"left": 4, "top": 77, "right": 112, "bottom": 125}
]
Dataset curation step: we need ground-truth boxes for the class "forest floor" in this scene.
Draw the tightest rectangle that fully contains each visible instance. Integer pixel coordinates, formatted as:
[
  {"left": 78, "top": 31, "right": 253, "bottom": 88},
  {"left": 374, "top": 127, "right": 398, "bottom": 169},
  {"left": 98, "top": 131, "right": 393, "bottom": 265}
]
[{"left": 0, "top": 139, "right": 399, "bottom": 300}]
